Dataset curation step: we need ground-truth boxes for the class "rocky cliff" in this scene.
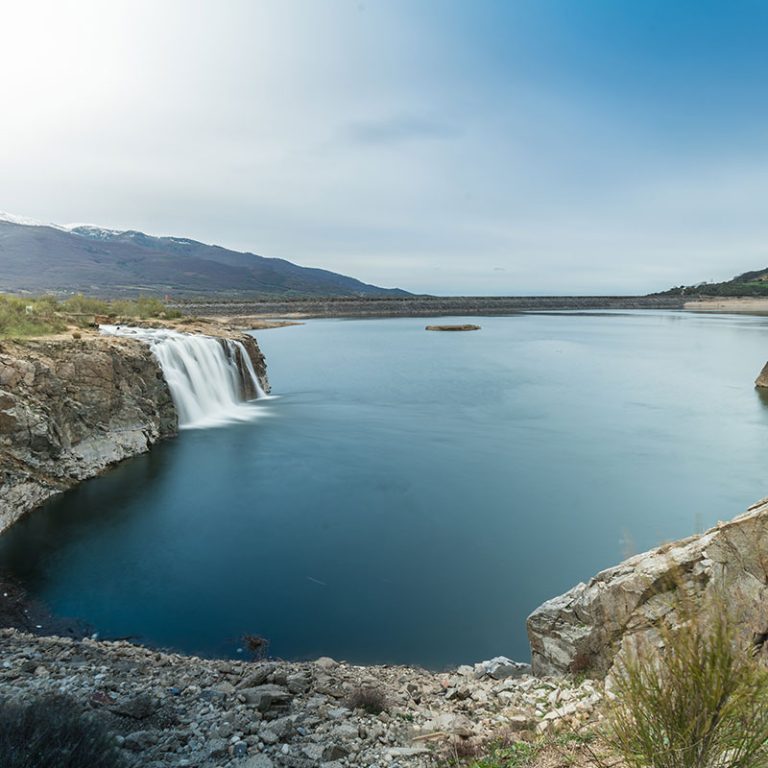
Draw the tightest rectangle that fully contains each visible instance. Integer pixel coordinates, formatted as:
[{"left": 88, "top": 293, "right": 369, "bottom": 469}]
[
  {"left": 236, "top": 334, "right": 269, "bottom": 400},
  {"left": 0, "top": 328, "right": 268, "bottom": 533},
  {"left": 0, "top": 335, "right": 177, "bottom": 532},
  {"left": 527, "top": 497, "right": 768, "bottom": 677}
]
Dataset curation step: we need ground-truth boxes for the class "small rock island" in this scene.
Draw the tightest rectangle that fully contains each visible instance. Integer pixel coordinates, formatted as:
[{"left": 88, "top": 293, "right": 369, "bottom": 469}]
[{"left": 425, "top": 324, "right": 481, "bottom": 332}]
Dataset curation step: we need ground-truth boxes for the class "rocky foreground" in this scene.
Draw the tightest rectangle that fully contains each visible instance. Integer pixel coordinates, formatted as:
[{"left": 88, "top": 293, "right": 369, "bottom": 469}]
[{"left": 0, "top": 629, "right": 602, "bottom": 768}]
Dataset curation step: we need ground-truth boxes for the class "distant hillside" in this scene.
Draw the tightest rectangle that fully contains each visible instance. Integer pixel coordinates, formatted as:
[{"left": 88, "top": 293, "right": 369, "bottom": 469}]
[
  {"left": 0, "top": 213, "right": 409, "bottom": 298},
  {"left": 656, "top": 268, "right": 768, "bottom": 298}
]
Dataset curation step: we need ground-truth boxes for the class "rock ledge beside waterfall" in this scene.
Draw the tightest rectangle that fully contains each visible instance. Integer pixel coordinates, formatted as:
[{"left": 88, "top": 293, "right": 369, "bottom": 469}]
[{"left": 0, "top": 326, "right": 269, "bottom": 533}]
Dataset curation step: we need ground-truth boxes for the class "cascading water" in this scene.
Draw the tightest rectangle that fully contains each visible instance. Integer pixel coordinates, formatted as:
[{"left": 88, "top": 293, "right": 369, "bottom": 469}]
[{"left": 101, "top": 325, "right": 268, "bottom": 428}]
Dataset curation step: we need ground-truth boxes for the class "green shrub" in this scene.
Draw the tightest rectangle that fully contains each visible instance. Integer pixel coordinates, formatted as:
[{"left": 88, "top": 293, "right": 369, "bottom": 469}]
[
  {"left": 608, "top": 591, "right": 768, "bottom": 768},
  {"left": 466, "top": 741, "right": 538, "bottom": 768},
  {"left": 0, "top": 695, "right": 126, "bottom": 768},
  {"left": 0, "top": 292, "right": 182, "bottom": 337},
  {"left": 109, "top": 296, "right": 181, "bottom": 320},
  {"left": 61, "top": 294, "right": 111, "bottom": 315},
  {"left": 0, "top": 295, "right": 65, "bottom": 338}
]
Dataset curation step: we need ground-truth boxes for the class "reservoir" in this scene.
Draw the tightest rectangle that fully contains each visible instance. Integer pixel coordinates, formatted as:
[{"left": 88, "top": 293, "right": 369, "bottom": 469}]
[{"left": 2, "top": 311, "right": 768, "bottom": 667}]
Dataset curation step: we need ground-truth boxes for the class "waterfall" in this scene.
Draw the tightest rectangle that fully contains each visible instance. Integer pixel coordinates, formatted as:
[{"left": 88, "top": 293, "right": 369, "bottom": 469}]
[{"left": 100, "top": 325, "right": 268, "bottom": 429}]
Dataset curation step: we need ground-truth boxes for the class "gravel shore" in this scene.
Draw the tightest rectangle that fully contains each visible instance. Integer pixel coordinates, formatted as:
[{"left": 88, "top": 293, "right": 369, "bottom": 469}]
[{"left": 0, "top": 629, "right": 603, "bottom": 768}]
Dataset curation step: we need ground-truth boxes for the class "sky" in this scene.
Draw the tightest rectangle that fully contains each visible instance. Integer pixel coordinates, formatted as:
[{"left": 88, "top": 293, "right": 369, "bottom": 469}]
[{"left": 2, "top": 0, "right": 768, "bottom": 295}]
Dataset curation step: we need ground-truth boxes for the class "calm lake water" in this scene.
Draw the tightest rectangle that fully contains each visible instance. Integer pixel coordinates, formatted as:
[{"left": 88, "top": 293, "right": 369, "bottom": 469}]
[{"left": 3, "top": 312, "right": 768, "bottom": 667}]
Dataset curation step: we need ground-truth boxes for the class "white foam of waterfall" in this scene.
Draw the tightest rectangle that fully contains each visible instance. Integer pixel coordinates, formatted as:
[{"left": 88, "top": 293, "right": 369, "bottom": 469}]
[{"left": 100, "top": 325, "right": 270, "bottom": 429}]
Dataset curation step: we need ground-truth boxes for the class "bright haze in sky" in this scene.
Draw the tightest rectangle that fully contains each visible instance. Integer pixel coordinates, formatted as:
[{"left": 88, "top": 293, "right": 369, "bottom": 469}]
[{"left": 2, "top": 0, "right": 767, "bottom": 295}]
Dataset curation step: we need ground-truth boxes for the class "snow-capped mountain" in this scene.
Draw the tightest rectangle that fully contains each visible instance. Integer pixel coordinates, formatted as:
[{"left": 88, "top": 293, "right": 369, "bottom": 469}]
[
  {"left": 0, "top": 211, "right": 61, "bottom": 228},
  {"left": 0, "top": 211, "right": 408, "bottom": 298}
]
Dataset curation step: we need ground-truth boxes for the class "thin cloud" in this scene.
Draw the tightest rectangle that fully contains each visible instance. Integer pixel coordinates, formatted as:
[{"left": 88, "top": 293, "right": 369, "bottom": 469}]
[
  {"left": 346, "top": 115, "right": 459, "bottom": 145},
  {"left": 2, "top": 1, "right": 768, "bottom": 295}
]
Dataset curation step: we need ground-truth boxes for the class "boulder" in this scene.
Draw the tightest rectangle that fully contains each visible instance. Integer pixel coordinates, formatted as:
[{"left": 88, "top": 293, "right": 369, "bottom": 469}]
[
  {"left": 237, "top": 665, "right": 274, "bottom": 689},
  {"left": 286, "top": 672, "right": 311, "bottom": 694},
  {"left": 243, "top": 755, "right": 274, "bottom": 768},
  {"left": 756, "top": 362, "right": 768, "bottom": 388},
  {"left": 474, "top": 657, "right": 531, "bottom": 680},
  {"left": 240, "top": 684, "right": 292, "bottom": 714},
  {"left": 108, "top": 693, "right": 156, "bottom": 720}
]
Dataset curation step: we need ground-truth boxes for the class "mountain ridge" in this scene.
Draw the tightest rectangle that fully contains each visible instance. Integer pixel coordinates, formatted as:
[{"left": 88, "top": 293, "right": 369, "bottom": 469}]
[{"left": 0, "top": 213, "right": 410, "bottom": 298}]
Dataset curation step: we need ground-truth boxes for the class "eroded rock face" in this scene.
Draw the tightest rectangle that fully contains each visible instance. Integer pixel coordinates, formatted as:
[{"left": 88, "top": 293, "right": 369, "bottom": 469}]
[
  {"left": 235, "top": 334, "right": 269, "bottom": 398},
  {"left": 0, "top": 328, "right": 270, "bottom": 532},
  {"left": 0, "top": 336, "right": 178, "bottom": 532},
  {"left": 755, "top": 361, "right": 768, "bottom": 388},
  {"left": 527, "top": 497, "right": 768, "bottom": 677}
]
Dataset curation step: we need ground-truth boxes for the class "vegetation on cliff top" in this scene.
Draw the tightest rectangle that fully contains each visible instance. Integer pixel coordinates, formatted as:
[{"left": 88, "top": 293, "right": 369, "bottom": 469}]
[
  {"left": 0, "top": 293, "right": 181, "bottom": 339},
  {"left": 655, "top": 267, "right": 768, "bottom": 297}
]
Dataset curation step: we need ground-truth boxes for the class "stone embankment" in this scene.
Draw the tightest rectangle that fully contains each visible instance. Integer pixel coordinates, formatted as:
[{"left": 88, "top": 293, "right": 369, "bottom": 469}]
[
  {"left": 0, "top": 326, "right": 268, "bottom": 533},
  {"left": 0, "top": 629, "right": 602, "bottom": 768},
  {"left": 174, "top": 295, "right": 685, "bottom": 320},
  {"left": 527, "top": 496, "right": 768, "bottom": 677}
]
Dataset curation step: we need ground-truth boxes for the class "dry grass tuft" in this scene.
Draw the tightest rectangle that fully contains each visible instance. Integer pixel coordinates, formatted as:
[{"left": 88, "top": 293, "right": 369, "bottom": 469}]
[{"left": 607, "top": 589, "right": 768, "bottom": 768}]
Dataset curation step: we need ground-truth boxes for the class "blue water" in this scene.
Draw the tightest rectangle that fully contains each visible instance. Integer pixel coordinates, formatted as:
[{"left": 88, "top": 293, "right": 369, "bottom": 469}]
[{"left": 2, "top": 312, "right": 768, "bottom": 668}]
